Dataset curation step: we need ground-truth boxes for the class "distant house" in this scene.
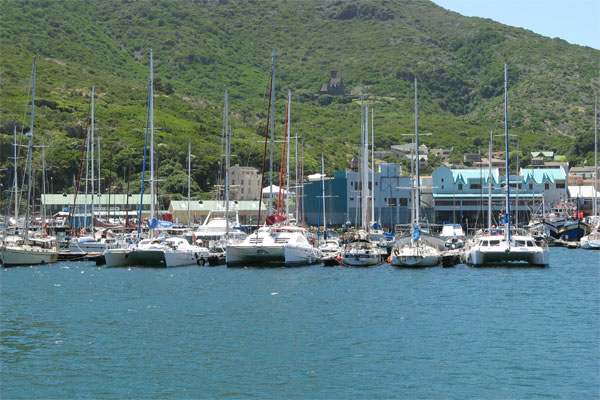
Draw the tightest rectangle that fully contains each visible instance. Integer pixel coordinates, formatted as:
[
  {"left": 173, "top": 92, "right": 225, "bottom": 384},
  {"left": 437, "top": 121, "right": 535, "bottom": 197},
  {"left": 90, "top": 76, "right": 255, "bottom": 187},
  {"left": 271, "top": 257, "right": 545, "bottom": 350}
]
[
  {"left": 318, "top": 70, "right": 345, "bottom": 96},
  {"left": 463, "top": 153, "right": 481, "bottom": 163},
  {"left": 530, "top": 151, "right": 555, "bottom": 161}
]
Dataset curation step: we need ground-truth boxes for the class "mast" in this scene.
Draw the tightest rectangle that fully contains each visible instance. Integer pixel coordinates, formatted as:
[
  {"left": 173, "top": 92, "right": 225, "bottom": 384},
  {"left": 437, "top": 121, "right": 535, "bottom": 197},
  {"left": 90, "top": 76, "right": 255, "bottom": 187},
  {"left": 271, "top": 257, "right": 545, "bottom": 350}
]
[
  {"left": 295, "top": 133, "right": 299, "bottom": 220},
  {"left": 97, "top": 136, "right": 101, "bottom": 215},
  {"left": 321, "top": 153, "right": 326, "bottom": 236},
  {"left": 41, "top": 138, "right": 46, "bottom": 223},
  {"left": 286, "top": 90, "right": 291, "bottom": 219},
  {"left": 504, "top": 63, "right": 511, "bottom": 242},
  {"left": 594, "top": 96, "right": 598, "bottom": 217},
  {"left": 371, "top": 107, "right": 375, "bottom": 224},
  {"left": 414, "top": 78, "right": 421, "bottom": 226},
  {"left": 488, "top": 132, "right": 493, "bottom": 229},
  {"left": 91, "top": 87, "right": 95, "bottom": 232},
  {"left": 362, "top": 106, "right": 369, "bottom": 230},
  {"left": 224, "top": 88, "right": 231, "bottom": 238},
  {"left": 187, "top": 139, "right": 191, "bottom": 228},
  {"left": 84, "top": 129, "right": 90, "bottom": 229},
  {"left": 149, "top": 48, "right": 155, "bottom": 220},
  {"left": 360, "top": 89, "right": 365, "bottom": 228},
  {"left": 24, "top": 56, "right": 36, "bottom": 241},
  {"left": 13, "top": 126, "right": 18, "bottom": 225},
  {"left": 515, "top": 140, "right": 519, "bottom": 227},
  {"left": 268, "top": 46, "right": 275, "bottom": 215}
]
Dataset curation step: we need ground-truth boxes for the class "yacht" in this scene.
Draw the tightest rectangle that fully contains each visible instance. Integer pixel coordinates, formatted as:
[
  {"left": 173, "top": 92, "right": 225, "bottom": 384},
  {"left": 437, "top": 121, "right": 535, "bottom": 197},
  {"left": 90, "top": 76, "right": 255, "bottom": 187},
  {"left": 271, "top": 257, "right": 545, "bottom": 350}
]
[
  {"left": 340, "top": 230, "right": 382, "bottom": 267},
  {"left": 163, "top": 237, "right": 211, "bottom": 267},
  {"left": 580, "top": 230, "right": 600, "bottom": 250},
  {"left": 463, "top": 228, "right": 549, "bottom": 266},
  {"left": 226, "top": 224, "right": 321, "bottom": 267},
  {"left": 1, "top": 234, "right": 59, "bottom": 267}
]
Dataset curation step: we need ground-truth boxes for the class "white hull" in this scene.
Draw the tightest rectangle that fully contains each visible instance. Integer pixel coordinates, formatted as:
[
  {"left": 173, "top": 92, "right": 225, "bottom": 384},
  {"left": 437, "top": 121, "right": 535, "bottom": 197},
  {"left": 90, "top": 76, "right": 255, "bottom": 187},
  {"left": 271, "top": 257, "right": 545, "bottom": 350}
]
[
  {"left": 390, "top": 244, "right": 441, "bottom": 267},
  {"left": 464, "top": 237, "right": 549, "bottom": 267},
  {"left": 1, "top": 245, "right": 58, "bottom": 266},
  {"left": 340, "top": 241, "right": 382, "bottom": 267},
  {"left": 104, "top": 248, "right": 134, "bottom": 267},
  {"left": 580, "top": 236, "right": 600, "bottom": 250},
  {"left": 68, "top": 241, "right": 109, "bottom": 253},
  {"left": 284, "top": 245, "right": 322, "bottom": 267},
  {"left": 164, "top": 248, "right": 210, "bottom": 267}
]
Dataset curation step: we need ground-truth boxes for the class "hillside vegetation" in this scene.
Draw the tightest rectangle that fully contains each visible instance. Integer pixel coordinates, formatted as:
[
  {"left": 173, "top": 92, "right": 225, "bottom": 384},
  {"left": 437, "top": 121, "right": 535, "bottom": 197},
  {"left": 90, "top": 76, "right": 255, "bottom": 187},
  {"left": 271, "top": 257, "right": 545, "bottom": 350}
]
[{"left": 1, "top": 0, "right": 598, "bottom": 201}]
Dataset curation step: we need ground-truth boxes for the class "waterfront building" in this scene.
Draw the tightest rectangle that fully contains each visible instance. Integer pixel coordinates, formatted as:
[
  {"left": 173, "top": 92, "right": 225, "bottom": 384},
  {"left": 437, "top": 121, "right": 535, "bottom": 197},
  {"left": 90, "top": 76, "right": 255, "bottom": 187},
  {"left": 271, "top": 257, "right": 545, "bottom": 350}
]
[
  {"left": 302, "top": 163, "right": 413, "bottom": 229},
  {"left": 168, "top": 200, "right": 266, "bottom": 226},
  {"left": 568, "top": 185, "right": 600, "bottom": 216},
  {"left": 432, "top": 166, "right": 568, "bottom": 229},
  {"left": 41, "top": 194, "right": 154, "bottom": 224}
]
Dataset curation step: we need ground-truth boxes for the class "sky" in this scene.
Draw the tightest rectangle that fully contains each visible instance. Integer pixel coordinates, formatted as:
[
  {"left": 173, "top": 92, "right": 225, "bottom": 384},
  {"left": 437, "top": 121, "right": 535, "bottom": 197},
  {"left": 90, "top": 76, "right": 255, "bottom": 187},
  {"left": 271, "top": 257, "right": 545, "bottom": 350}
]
[{"left": 432, "top": 0, "right": 600, "bottom": 49}]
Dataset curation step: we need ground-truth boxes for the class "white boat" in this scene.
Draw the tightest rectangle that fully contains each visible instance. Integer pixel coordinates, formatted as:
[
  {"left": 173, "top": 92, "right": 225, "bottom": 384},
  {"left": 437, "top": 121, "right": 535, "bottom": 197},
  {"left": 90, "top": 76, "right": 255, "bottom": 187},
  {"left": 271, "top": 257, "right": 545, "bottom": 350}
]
[
  {"left": 193, "top": 210, "right": 246, "bottom": 245},
  {"left": 67, "top": 230, "right": 120, "bottom": 253},
  {"left": 389, "top": 78, "right": 441, "bottom": 268},
  {"left": 163, "top": 237, "right": 210, "bottom": 267},
  {"left": 340, "top": 238, "right": 382, "bottom": 267},
  {"left": 226, "top": 225, "right": 321, "bottom": 267},
  {"left": 1, "top": 235, "right": 59, "bottom": 266},
  {"left": 464, "top": 230, "right": 549, "bottom": 266},
  {"left": 580, "top": 231, "right": 600, "bottom": 250},
  {"left": 464, "top": 64, "right": 549, "bottom": 267}
]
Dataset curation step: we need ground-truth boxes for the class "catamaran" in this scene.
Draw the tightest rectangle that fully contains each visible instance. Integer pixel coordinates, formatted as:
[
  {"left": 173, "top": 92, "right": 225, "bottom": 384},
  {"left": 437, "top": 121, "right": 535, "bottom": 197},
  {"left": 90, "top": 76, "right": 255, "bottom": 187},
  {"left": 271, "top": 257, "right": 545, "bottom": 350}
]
[{"left": 463, "top": 64, "right": 549, "bottom": 267}]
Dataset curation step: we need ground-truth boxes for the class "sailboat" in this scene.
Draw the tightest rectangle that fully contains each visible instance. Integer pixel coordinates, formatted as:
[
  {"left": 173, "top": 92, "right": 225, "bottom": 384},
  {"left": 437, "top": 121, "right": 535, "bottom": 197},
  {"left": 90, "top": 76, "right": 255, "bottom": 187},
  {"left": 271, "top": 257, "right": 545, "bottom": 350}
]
[
  {"left": 227, "top": 52, "right": 321, "bottom": 267},
  {"left": 390, "top": 79, "right": 441, "bottom": 267},
  {"left": 580, "top": 96, "right": 600, "bottom": 250},
  {"left": 464, "top": 64, "right": 549, "bottom": 266},
  {"left": 340, "top": 94, "right": 383, "bottom": 267},
  {"left": 1, "top": 57, "right": 59, "bottom": 266}
]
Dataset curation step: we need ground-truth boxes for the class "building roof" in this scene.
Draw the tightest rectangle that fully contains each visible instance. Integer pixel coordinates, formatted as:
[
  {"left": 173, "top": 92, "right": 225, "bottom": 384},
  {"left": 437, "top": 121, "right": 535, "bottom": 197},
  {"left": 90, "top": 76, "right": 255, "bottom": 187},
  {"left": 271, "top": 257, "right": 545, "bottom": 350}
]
[
  {"left": 42, "top": 194, "right": 153, "bottom": 205},
  {"left": 449, "top": 168, "right": 500, "bottom": 185},
  {"left": 568, "top": 185, "right": 599, "bottom": 199},
  {"left": 530, "top": 151, "right": 554, "bottom": 158},
  {"left": 169, "top": 200, "right": 265, "bottom": 212},
  {"left": 521, "top": 168, "right": 566, "bottom": 184},
  {"left": 262, "top": 184, "right": 295, "bottom": 196}
]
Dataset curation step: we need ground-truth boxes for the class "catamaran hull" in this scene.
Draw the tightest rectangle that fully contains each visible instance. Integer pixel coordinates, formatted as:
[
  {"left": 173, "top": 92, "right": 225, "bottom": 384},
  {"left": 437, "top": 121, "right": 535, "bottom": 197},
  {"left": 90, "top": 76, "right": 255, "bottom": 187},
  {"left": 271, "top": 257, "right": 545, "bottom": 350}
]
[
  {"left": 104, "top": 249, "right": 166, "bottom": 267},
  {"left": 1, "top": 246, "right": 58, "bottom": 266},
  {"left": 226, "top": 245, "right": 285, "bottom": 267},
  {"left": 466, "top": 248, "right": 549, "bottom": 266}
]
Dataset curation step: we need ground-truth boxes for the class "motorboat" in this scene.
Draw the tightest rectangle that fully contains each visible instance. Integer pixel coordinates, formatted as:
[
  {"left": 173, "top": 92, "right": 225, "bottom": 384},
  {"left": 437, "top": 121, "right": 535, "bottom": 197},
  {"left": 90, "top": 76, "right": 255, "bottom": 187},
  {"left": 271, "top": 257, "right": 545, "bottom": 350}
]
[
  {"left": 340, "top": 230, "right": 382, "bottom": 267},
  {"left": 319, "top": 238, "right": 341, "bottom": 266},
  {"left": 163, "top": 237, "right": 210, "bottom": 267},
  {"left": 580, "top": 230, "right": 600, "bottom": 250}
]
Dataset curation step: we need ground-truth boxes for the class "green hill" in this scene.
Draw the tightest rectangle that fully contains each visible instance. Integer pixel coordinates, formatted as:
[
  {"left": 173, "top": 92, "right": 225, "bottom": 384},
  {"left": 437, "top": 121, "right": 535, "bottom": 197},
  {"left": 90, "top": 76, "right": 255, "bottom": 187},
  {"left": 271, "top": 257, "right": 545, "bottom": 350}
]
[{"left": 1, "top": 0, "right": 598, "bottom": 201}]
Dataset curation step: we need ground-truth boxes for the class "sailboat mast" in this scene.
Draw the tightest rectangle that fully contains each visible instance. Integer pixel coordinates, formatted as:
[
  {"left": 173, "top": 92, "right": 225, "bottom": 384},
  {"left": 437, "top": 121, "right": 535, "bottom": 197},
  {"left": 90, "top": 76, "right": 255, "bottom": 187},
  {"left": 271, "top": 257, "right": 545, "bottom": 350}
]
[
  {"left": 321, "top": 153, "right": 326, "bottom": 236},
  {"left": 363, "top": 106, "right": 369, "bottom": 230},
  {"left": 414, "top": 78, "right": 421, "bottom": 225},
  {"left": 13, "top": 127, "right": 18, "bottom": 224},
  {"left": 41, "top": 138, "right": 46, "bottom": 223},
  {"left": 371, "top": 107, "right": 375, "bottom": 224},
  {"left": 24, "top": 56, "right": 36, "bottom": 242},
  {"left": 504, "top": 63, "right": 511, "bottom": 241},
  {"left": 295, "top": 133, "right": 299, "bottom": 220},
  {"left": 286, "top": 90, "right": 291, "bottom": 219},
  {"left": 268, "top": 46, "right": 275, "bottom": 215},
  {"left": 488, "top": 132, "right": 493, "bottom": 229},
  {"left": 90, "top": 87, "right": 96, "bottom": 232},
  {"left": 225, "top": 88, "right": 231, "bottom": 238},
  {"left": 149, "top": 49, "right": 155, "bottom": 220},
  {"left": 187, "top": 139, "right": 191, "bottom": 227},
  {"left": 594, "top": 96, "right": 598, "bottom": 217}
]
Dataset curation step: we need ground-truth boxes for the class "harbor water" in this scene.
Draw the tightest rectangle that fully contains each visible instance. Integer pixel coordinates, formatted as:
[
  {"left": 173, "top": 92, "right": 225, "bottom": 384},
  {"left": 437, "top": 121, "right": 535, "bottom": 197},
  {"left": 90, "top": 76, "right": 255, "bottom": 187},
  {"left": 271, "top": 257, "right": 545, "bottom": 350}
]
[{"left": 1, "top": 247, "right": 598, "bottom": 399}]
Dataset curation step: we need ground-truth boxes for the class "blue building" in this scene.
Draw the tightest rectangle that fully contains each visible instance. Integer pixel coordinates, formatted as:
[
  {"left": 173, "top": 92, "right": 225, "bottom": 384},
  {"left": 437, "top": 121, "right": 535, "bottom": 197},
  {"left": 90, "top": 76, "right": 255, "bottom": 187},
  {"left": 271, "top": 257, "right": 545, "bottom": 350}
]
[{"left": 303, "top": 163, "right": 412, "bottom": 229}]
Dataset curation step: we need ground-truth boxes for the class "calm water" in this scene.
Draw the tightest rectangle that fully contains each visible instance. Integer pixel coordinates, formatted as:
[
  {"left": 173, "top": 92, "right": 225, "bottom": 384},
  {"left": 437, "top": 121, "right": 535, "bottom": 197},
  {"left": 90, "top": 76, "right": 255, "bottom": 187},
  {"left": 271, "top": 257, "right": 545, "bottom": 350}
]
[{"left": 1, "top": 248, "right": 598, "bottom": 399}]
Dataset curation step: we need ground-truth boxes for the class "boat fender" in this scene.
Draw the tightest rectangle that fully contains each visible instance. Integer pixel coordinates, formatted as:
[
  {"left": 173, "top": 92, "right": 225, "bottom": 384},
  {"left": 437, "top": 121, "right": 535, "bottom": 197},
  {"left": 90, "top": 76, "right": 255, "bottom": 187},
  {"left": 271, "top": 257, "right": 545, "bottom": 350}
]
[
  {"left": 386, "top": 257, "right": 391, "bottom": 263},
  {"left": 196, "top": 257, "right": 205, "bottom": 266},
  {"left": 393, "top": 249, "right": 399, "bottom": 256}
]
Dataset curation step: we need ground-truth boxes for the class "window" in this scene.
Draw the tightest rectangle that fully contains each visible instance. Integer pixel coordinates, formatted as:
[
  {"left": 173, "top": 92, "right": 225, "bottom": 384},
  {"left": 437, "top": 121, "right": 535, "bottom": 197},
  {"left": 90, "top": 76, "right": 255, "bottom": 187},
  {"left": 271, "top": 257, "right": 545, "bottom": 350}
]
[
  {"left": 470, "top": 183, "right": 482, "bottom": 190},
  {"left": 399, "top": 198, "right": 408, "bottom": 207},
  {"left": 545, "top": 183, "right": 550, "bottom": 190},
  {"left": 556, "top": 182, "right": 565, "bottom": 189},
  {"left": 441, "top": 178, "right": 444, "bottom": 182},
  {"left": 529, "top": 184, "right": 533, "bottom": 190},
  {"left": 387, "top": 198, "right": 397, "bottom": 206},
  {"left": 458, "top": 184, "right": 463, "bottom": 190}
]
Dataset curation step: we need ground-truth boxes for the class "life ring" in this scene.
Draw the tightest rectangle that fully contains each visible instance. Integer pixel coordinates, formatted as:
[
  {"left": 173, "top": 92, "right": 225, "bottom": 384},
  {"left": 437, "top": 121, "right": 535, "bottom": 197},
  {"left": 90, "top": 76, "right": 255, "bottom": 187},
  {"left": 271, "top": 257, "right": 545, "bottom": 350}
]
[{"left": 196, "top": 257, "right": 205, "bottom": 266}]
